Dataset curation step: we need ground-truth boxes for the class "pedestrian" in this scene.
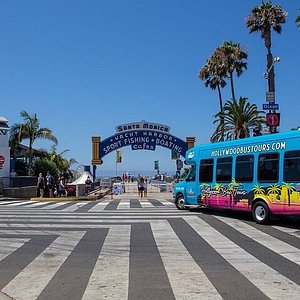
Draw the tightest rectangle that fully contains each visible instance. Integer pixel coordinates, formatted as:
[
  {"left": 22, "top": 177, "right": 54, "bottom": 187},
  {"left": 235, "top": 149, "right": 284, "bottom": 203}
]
[
  {"left": 85, "top": 176, "right": 92, "bottom": 195},
  {"left": 144, "top": 178, "right": 148, "bottom": 197},
  {"left": 58, "top": 177, "right": 66, "bottom": 197},
  {"left": 137, "top": 177, "right": 145, "bottom": 198},
  {"left": 46, "top": 171, "right": 55, "bottom": 197},
  {"left": 37, "top": 173, "right": 45, "bottom": 198}
]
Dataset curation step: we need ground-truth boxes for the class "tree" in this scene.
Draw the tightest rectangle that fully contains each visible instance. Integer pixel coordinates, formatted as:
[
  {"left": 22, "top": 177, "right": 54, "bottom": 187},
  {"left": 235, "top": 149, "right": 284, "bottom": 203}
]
[
  {"left": 44, "top": 145, "right": 77, "bottom": 180},
  {"left": 9, "top": 111, "right": 58, "bottom": 175},
  {"left": 296, "top": 9, "right": 300, "bottom": 27},
  {"left": 216, "top": 41, "right": 248, "bottom": 101},
  {"left": 199, "top": 51, "right": 227, "bottom": 141},
  {"left": 246, "top": 1, "right": 287, "bottom": 94},
  {"left": 211, "top": 97, "right": 265, "bottom": 142},
  {"left": 33, "top": 159, "right": 58, "bottom": 182},
  {"left": 199, "top": 41, "right": 247, "bottom": 140}
]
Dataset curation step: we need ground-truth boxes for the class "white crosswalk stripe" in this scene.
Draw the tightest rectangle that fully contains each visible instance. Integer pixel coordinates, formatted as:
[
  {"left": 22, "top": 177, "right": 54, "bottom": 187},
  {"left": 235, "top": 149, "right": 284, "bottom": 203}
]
[
  {"left": 0, "top": 238, "right": 30, "bottom": 261},
  {"left": 2, "top": 231, "right": 85, "bottom": 300},
  {"left": 151, "top": 220, "right": 222, "bottom": 299},
  {"left": 82, "top": 225, "right": 130, "bottom": 300},
  {"left": 185, "top": 215, "right": 300, "bottom": 299},
  {"left": 0, "top": 197, "right": 299, "bottom": 299},
  {"left": 215, "top": 215, "right": 300, "bottom": 265}
]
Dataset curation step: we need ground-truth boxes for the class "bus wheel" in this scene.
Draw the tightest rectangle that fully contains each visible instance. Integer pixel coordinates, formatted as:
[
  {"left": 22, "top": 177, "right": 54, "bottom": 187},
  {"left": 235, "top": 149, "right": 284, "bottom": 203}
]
[
  {"left": 252, "top": 201, "right": 270, "bottom": 224},
  {"left": 175, "top": 195, "right": 186, "bottom": 210}
]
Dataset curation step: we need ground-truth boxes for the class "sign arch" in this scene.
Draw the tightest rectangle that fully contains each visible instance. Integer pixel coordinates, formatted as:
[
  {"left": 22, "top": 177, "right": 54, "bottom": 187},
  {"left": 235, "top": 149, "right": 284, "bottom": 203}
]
[{"left": 92, "top": 120, "right": 195, "bottom": 165}]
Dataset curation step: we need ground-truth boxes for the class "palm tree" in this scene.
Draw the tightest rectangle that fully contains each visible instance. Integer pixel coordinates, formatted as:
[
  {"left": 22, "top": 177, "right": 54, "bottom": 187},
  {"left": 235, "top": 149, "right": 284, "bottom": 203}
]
[
  {"left": 199, "top": 42, "right": 247, "bottom": 140},
  {"left": 10, "top": 111, "right": 58, "bottom": 175},
  {"left": 211, "top": 97, "right": 265, "bottom": 142},
  {"left": 217, "top": 41, "right": 248, "bottom": 100},
  {"left": 246, "top": 1, "right": 287, "bottom": 94},
  {"left": 199, "top": 51, "right": 227, "bottom": 141},
  {"left": 45, "top": 145, "right": 77, "bottom": 180}
]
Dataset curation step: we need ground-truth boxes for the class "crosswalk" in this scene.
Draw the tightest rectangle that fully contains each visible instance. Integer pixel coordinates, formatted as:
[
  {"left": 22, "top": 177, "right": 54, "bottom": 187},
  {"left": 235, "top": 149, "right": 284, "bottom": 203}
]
[
  {"left": 0, "top": 197, "right": 175, "bottom": 212},
  {"left": 0, "top": 196, "right": 300, "bottom": 300}
]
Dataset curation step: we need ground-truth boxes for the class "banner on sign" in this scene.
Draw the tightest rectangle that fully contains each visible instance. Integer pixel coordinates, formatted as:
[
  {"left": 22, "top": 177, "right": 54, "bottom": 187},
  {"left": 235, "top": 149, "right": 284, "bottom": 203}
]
[{"left": 116, "top": 150, "right": 122, "bottom": 163}]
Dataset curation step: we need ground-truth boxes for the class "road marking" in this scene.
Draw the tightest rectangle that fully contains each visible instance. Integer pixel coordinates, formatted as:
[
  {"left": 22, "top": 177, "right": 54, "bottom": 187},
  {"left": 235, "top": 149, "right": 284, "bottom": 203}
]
[
  {"left": 216, "top": 216, "right": 300, "bottom": 265},
  {"left": 185, "top": 216, "right": 300, "bottom": 299},
  {"left": 151, "top": 220, "right": 221, "bottom": 299},
  {"left": 0, "top": 238, "right": 30, "bottom": 261},
  {"left": 82, "top": 225, "right": 130, "bottom": 300},
  {"left": 2, "top": 231, "right": 85, "bottom": 300}
]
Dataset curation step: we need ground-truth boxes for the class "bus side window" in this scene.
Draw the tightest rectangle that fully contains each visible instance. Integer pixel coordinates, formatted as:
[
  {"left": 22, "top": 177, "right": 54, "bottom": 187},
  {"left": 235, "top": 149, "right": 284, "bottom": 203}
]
[
  {"left": 258, "top": 153, "right": 279, "bottom": 183},
  {"left": 199, "top": 159, "right": 214, "bottom": 183},
  {"left": 235, "top": 155, "right": 254, "bottom": 182},
  {"left": 284, "top": 150, "right": 300, "bottom": 182},
  {"left": 216, "top": 157, "right": 232, "bottom": 183}
]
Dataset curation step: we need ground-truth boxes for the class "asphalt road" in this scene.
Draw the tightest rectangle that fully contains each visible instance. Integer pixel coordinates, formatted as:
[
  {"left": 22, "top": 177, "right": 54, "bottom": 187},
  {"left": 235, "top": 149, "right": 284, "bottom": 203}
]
[{"left": 0, "top": 190, "right": 300, "bottom": 300}]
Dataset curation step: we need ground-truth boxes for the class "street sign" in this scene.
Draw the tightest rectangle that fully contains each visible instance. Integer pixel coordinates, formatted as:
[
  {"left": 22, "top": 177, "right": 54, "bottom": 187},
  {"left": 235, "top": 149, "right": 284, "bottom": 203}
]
[
  {"left": 263, "top": 103, "right": 279, "bottom": 110},
  {"left": 266, "top": 92, "right": 275, "bottom": 102},
  {"left": 0, "top": 155, "right": 5, "bottom": 169},
  {"left": 266, "top": 113, "right": 280, "bottom": 127}
]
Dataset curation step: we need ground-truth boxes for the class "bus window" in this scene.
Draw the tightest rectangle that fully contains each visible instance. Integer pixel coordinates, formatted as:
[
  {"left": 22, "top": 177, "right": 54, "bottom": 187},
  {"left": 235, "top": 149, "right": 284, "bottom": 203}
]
[
  {"left": 284, "top": 150, "right": 300, "bottom": 182},
  {"left": 216, "top": 157, "right": 232, "bottom": 183},
  {"left": 199, "top": 159, "right": 213, "bottom": 183},
  {"left": 258, "top": 153, "right": 279, "bottom": 183},
  {"left": 235, "top": 155, "right": 254, "bottom": 182},
  {"left": 185, "top": 164, "right": 196, "bottom": 182}
]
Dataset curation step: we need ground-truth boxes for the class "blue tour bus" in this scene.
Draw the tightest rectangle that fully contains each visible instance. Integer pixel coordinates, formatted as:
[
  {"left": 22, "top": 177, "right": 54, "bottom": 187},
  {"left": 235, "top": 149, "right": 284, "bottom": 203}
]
[{"left": 173, "top": 130, "right": 300, "bottom": 224}]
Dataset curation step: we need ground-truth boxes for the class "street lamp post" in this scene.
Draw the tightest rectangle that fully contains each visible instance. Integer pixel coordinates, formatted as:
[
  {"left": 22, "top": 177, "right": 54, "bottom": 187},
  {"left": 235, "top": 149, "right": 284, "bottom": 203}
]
[{"left": 264, "top": 56, "right": 280, "bottom": 134}]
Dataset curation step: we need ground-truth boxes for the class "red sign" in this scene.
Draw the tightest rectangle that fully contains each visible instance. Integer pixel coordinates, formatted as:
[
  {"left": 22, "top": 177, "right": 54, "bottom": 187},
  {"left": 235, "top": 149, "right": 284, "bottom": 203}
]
[
  {"left": 0, "top": 155, "right": 5, "bottom": 169},
  {"left": 266, "top": 113, "right": 280, "bottom": 127}
]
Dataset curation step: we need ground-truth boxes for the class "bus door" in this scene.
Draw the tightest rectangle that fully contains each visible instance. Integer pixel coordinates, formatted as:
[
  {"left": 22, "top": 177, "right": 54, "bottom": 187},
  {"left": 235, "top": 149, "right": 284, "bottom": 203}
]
[
  {"left": 184, "top": 165, "right": 199, "bottom": 206},
  {"left": 215, "top": 157, "right": 233, "bottom": 208}
]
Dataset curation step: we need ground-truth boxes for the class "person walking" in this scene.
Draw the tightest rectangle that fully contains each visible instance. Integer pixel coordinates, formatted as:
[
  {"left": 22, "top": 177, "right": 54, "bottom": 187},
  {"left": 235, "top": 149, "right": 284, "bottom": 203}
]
[
  {"left": 85, "top": 176, "right": 92, "bottom": 195},
  {"left": 137, "top": 177, "right": 145, "bottom": 198},
  {"left": 58, "top": 177, "right": 66, "bottom": 197},
  {"left": 37, "top": 173, "right": 45, "bottom": 198},
  {"left": 46, "top": 171, "right": 54, "bottom": 197},
  {"left": 144, "top": 178, "right": 148, "bottom": 197}
]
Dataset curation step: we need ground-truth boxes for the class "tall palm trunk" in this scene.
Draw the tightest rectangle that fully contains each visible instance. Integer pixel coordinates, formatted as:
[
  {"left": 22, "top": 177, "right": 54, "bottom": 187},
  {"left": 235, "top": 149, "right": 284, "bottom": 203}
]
[
  {"left": 264, "top": 27, "right": 275, "bottom": 93},
  {"left": 28, "top": 138, "right": 34, "bottom": 176},
  {"left": 229, "top": 71, "right": 236, "bottom": 100},
  {"left": 217, "top": 83, "right": 224, "bottom": 141}
]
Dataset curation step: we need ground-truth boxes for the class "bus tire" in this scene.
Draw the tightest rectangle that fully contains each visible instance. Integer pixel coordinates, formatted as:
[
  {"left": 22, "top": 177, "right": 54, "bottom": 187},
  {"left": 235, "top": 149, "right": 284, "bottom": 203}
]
[
  {"left": 252, "top": 201, "right": 270, "bottom": 224},
  {"left": 175, "top": 195, "right": 186, "bottom": 210}
]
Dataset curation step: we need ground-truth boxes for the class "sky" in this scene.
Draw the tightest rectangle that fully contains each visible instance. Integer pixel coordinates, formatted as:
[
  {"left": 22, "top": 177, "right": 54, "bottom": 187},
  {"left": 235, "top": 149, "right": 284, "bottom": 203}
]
[{"left": 1, "top": 0, "right": 299, "bottom": 177}]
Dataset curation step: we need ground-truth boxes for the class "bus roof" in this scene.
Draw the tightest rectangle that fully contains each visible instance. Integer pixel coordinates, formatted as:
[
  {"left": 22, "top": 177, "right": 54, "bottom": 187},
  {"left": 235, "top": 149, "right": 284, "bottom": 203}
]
[{"left": 185, "top": 130, "right": 300, "bottom": 161}]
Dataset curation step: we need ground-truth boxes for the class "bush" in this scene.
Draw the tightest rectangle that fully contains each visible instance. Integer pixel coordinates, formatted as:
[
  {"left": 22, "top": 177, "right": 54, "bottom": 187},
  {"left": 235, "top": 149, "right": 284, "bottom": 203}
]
[{"left": 32, "top": 158, "right": 58, "bottom": 181}]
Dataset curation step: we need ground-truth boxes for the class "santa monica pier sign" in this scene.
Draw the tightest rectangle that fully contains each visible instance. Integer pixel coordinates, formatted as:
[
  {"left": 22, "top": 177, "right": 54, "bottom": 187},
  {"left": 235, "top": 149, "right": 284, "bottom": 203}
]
[{"left": 91, "top": 120, "right": 195, "bottom": 165}]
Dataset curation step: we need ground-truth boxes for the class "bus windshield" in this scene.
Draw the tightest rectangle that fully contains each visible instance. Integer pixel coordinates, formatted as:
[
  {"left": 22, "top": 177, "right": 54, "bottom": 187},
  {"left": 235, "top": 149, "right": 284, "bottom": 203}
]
[{"left": 185, "top": 164, "right": 196, "bottom": 181}]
